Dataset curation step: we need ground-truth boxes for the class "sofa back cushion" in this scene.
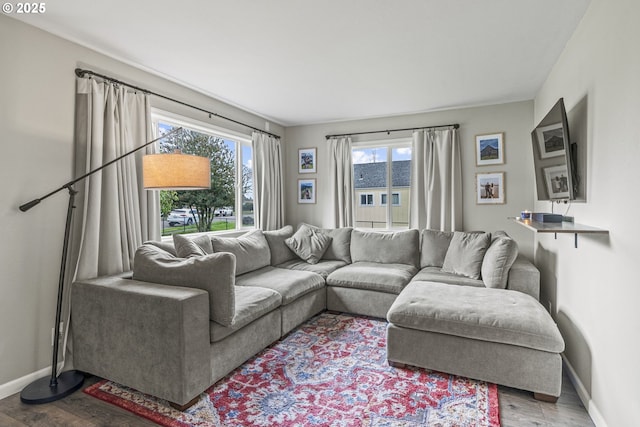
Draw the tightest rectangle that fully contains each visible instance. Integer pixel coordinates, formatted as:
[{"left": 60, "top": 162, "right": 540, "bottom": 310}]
[
  {"left": 210, "top": 229, "right": 271, "bottom": 275},
  {"left": 350, "top": 229, "right": 419, "bottom": 267},
  {"left": 133, "top": 244, "right": 237, "bottom": 326},
  {"left": 481, "top": 232, "right": 519, "bottom": 289},
  {"left": 420, "top": 229, "right": 453, "bottom": 268},
  {"left": 263, "top": 225, "right": 297, "bottom": 265},
  {"left": 441, "top": 231, "right": 491, "bottom": 280}
]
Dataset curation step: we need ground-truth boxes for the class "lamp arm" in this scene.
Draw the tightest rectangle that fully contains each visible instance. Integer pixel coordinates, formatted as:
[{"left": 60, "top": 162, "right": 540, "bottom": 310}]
[{"left": 19, "top": 127, "right": 183, "bottom": 212}]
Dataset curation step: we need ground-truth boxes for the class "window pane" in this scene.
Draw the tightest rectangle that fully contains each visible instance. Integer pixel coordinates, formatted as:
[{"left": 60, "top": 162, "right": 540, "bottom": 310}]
[
  {"left": 391, "top": 147, "right": 411, "bottom": 228},
  {"left": 158, "top": 121, "right": 237, "bottom": 236},
  {"left": 353, "top": 148, "right": 387, "bottom": 229},
  {"left": 381, "top": 194, "right": 387, "bottom": 205},
  {"left": 241, "top": 144, "right": 255, "bottom": 228}
]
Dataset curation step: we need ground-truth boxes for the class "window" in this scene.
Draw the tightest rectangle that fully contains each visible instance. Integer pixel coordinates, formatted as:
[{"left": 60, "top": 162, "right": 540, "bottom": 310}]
[
  {"left": 152, "top": 112, "right": 254, "bottom": 236},
  {"left": 381, "top": 193, "right": 400, "bottom": 206},
  {"left": 359, "top": 193, "right": 374, "bottom": 206},
  {"left": 353, "top": 141, "right": 411, "bottom": 229}
]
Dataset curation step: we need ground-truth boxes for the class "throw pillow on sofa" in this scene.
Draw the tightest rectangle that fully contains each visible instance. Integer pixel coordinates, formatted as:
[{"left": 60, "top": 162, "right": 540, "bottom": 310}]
[
  {"left": 481, "top": 231, "right": 519, "bottom": 289},
  {"left": 301, "top": 223, "right": 353, "bottom": 264},
  {"left": 210, "top": 229, "right": 272, "bottom": 275},
  {"left": 173, "top": 233, "right": 213, "bottom": 257},
  {"left": 441, "top": 231, "right": 491, "bottom": 280},
  {"left": 132, "top": 244, "right": 237, "bottom": 326},
  {"left": 285, "top": 224, "right": 332, "bottom": 264}
]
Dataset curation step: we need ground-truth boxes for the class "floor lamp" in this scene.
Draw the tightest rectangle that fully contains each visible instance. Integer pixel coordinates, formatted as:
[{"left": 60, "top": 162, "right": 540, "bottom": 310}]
[{"left": 19, "top": 127, "right": 211, "bottom": 404}]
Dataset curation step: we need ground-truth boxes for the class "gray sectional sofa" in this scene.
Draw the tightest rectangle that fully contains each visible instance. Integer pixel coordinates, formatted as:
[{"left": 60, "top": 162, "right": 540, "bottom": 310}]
[{"left": 71, "top": 224, "right": 564, "bottom": 409}]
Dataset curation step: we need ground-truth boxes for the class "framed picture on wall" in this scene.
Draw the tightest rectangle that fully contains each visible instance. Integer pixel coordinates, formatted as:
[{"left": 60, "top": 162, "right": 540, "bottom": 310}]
[
  {"left": 476, "top": 172, "right": 505, "bottom": 204},
  {"left": 536, "top": 123, "right": 565, "bottom": 159},
  {"left": 298, "top": 147, "right": 317, "bottom": 173},
  {"left": 475, "top": 132, "right": 504, "bottom": 166},
  {"left": 543, "top": 164, "right": 571, "bottom": 199},
  {"left": 297, "top": 179, "right": 316, "bottom": 204}
]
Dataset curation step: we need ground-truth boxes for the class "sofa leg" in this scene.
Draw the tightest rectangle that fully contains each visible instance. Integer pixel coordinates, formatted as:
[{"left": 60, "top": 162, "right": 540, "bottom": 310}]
[
  {"left": 388, "top": 360, "right": 406, "bottom": 369},
  {"left": 533, "top": 392, "right": 559, "bottom": 403},
  {"left": 169, "top": 395, "right": 200, "bottom": 411}
]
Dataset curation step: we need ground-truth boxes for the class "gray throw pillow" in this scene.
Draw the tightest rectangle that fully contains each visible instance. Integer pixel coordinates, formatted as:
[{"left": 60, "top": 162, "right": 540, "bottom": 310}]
[
  {"left": 210, "top": 229, "right": 271, "bottom": 275},
  {"left": 420, "top": 229, "right": 454, "bottom": 268},
  {"left": 302, "top": 224, "right": 353, "bottom": 263},
  {"left": 263, "top": 225, "right": 297, "bottom": 265},
  {"left": 173, "top": 233, "right": 213, "bottom": 258},
  {"left": 285, "top": 224, "right": 332, "bottom": 265},
  {"left": 481, "top": 233, "right": 519, "bottom": 289},
  {"left": 441, "top": 231, "right": 491, "bottom": 280},
  {"left": 133, "top": 244, "right": 237, "bottom": 326},
  {"left": 143, "top": 240, "right": 177, "bottom": 256}
]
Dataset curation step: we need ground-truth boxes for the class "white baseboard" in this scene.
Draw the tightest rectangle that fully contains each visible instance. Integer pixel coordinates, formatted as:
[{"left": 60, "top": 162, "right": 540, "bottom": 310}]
[
  {"left": 562, "top": 355, "right": 608, "bottom": 427},
  {"left": 0, "top": 363, "right": 64, "bottom": 401}
]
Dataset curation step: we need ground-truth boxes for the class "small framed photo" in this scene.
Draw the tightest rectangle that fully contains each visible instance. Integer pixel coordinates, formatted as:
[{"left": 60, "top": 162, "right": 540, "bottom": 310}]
[
  {"left": 298, "top": 147, "right": 317, "bottom": 174},
  {"left": 475, "top": 133, "right": 504, "bottom": 166},
  {"left": 544, "top": 165, "right": 570, "bottom": 199},
  {"left": 536, "top": 123, "right": 565, "bottom": 159},
  {"left": 476, "top": 172, "right": 505, "bottom": 204},
  {"left": 297, "top": 179, "right": 316, "bottom": 204}
]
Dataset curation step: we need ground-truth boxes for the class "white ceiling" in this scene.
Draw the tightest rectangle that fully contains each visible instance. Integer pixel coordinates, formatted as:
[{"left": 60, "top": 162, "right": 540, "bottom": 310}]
[{"left": 10, "top": 0, "right": 590, "bottom": 126}]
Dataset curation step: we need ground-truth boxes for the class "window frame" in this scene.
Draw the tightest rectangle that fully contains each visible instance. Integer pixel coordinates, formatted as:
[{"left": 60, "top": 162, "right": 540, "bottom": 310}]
[
  {"left": 151, "top": 109, "right": 255, "bottom": 236},
  {"left": 359, "top": 193, "right": 375, "bottom": 207},
  {"left": 352, "top": 137, "right": 411, "bottom": 230}
]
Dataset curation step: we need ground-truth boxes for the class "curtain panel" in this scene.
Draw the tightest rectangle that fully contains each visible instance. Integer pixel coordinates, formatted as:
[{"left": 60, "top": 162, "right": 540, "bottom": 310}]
[
  {"left": 252, "top": 132, "right": 284, "bottom": 230},
  {"left": 328, "top": 137, "right": 354, "bottom": 228},
  {"left": 71, "top": 77, "right": 158, "bottom": 282},
  {"left": 409, "top": 128, "right": 462, "bottom": 231}
]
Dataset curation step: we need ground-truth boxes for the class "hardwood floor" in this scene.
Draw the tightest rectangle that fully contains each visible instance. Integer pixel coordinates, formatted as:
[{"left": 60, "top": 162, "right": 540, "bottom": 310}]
[{"left": 0, "top": 370, "right": 594, "bottom": 427}]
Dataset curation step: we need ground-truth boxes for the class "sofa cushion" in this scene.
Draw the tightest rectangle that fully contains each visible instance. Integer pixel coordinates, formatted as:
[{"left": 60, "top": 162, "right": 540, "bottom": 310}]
[
  {"left": 441, "top": 231, "right": 491, "bottom": 279},
  {"left": 350, "top": 229, "right": 419, "bottom": 268},
  {"left": 327, "top": 262, "right": 417, "bottom": 294},
  {"left": 412, "top": 267, "right": 484, "bottom": 288},
  {"left": 133, "top": 244, "right": 236, "bottom": 326},
  {"left": 263, "top": 225, "right": 297, "bottom": 265},
  {"left": 481, "top": 232, "right": 519, "bottom": 289},
  {"left": 302, "top": 224, "right": 353, "bottom": 263},
  {"left": 276, "top": 259, "right": 347, "bottom": 279},
  {"left": 388, "top": 281, "right": 565, "bottom": 353},
  {"left": 210, "top": 286, "right": 282, "bottom": 342},
  {"left": 420, "top": 229, "right": 453, "bottom": 268},
  {"left": 173, "top": 233, "right": 213, "bottom": 257},
  {"left": 285, "top": 224, "right": 332, "bottom": 264},
  {"left": 210, "top": 229, "right": 271, "bottom": 275},
  {"left": 143, "top": 240, "right": 177, "bottom": 256},
  {"left": 235, "top": 266, "right": 325, "bottom": 305}
]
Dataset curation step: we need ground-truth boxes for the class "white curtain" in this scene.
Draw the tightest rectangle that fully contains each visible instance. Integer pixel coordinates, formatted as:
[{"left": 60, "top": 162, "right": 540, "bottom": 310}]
[
  {"left": 409, "top": 128, "right": 462, "bottom": 231},
  {"left": 71, "top": 77, "right": 159, "bottom": 281},
  {"left": 328, "top": 137, "right": 354, "bottom": 227},
  {"left": 252, "top": 132, "right": 284, "bottom": 230}
]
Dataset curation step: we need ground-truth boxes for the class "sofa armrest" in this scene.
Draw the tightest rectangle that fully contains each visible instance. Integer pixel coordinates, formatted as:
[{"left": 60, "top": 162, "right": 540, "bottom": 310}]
[
  {"left": 71, "top": 274, "right": 211, "bottom": 406},
  {"left": 506, "top": 256, "right": 540, "bottom": 300}
]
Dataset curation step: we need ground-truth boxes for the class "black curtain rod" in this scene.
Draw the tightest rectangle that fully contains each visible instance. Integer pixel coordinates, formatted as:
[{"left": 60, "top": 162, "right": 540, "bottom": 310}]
[
  {"left": 325, "top": 123, "right": 459, "bottom": 140},
  {"left": 75, "top": 68, "right": 281, "bottom": 140}
]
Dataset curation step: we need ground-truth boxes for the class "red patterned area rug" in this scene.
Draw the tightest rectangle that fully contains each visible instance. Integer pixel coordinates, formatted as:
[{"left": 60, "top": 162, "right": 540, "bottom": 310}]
[{"left": 85, "top": 313, "right": 500, "bottom": 426}]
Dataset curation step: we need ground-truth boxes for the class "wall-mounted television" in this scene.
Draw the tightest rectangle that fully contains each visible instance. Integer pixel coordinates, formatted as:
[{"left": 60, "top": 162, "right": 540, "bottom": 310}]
[{"left": 531, "top": 98, "right": 578, "bottom": 201}]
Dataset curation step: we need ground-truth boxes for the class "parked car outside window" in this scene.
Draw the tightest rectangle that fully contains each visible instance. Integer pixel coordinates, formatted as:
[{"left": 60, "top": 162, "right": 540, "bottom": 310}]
[
  {"left": 214, "top": 207, "right": 233, "bottom": 216},
  {"left": 167, "top": 208, "right": 199, "bottom": 226}
]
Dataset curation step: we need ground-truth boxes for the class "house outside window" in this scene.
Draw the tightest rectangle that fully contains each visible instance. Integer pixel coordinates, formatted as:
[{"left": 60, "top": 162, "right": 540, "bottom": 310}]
[
  {"left": 352, "top": 140, "right": 411, "bottom": 229},
  {"left": 152, "top": 111, "right": 254, "bottom": 236}
]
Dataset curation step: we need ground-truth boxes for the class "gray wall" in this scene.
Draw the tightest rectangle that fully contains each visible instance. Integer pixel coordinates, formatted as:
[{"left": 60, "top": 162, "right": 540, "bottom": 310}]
[
  {"left": 284, "top": 101, "right": 536, "bottom": 257},
  {"left": 533, "top": 0, "right": 640, "bottom": 426},
  {"left": 0, "top": 15, "right": 282, "bottom": 392}
]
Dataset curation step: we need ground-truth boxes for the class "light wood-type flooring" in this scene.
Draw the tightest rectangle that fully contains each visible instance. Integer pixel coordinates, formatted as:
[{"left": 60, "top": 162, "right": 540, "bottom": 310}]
[{"left": 0, "top": 369, "right": 594, "bottom": 426}]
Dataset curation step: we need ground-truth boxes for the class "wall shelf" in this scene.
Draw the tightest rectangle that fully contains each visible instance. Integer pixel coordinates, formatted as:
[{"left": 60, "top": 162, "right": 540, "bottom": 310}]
[{"left": 510, "top": 218, "right": 608, "bottom": 248}]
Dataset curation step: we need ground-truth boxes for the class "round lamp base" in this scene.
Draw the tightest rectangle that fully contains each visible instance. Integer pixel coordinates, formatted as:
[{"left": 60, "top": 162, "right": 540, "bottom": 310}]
[{"left": 20, "top": 370, "right": 84, "bottom": 404}]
